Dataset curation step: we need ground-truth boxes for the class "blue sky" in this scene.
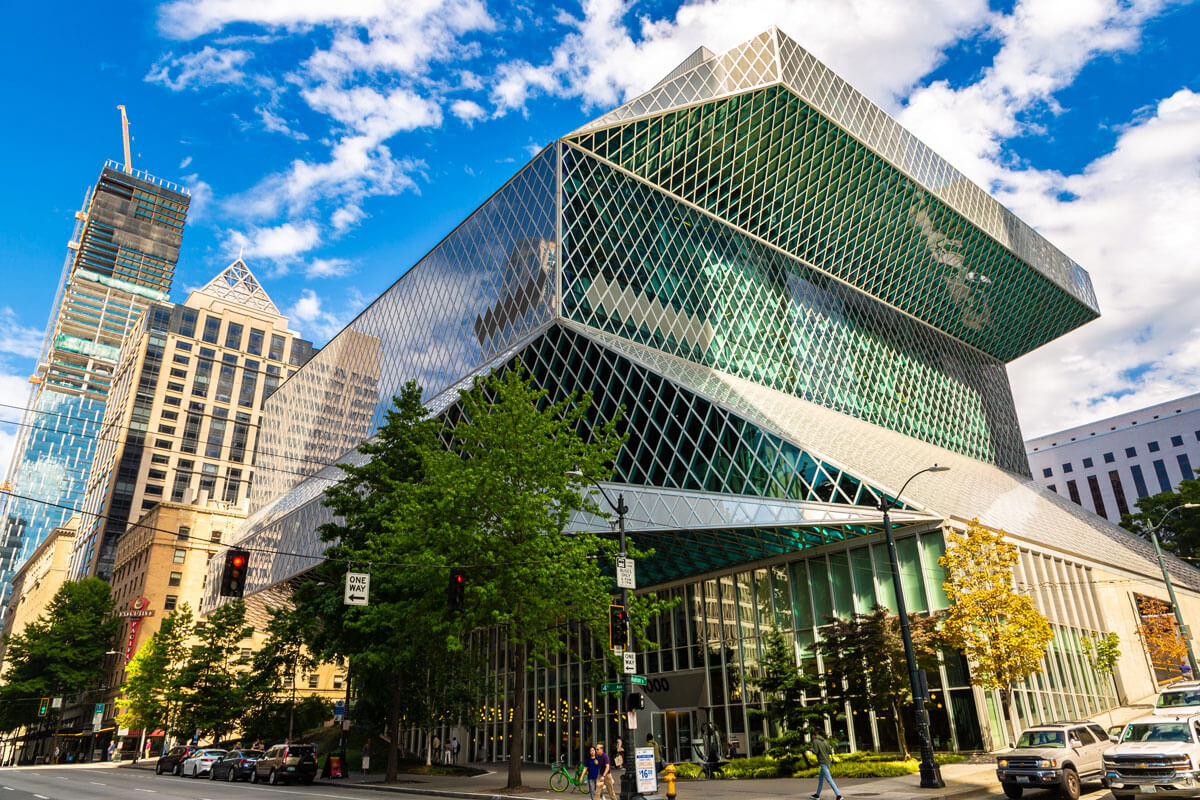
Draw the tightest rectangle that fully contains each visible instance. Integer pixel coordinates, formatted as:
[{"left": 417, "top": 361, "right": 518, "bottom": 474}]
[{"left": 2, "top": 0, "right": 1200, "bottom": 473}]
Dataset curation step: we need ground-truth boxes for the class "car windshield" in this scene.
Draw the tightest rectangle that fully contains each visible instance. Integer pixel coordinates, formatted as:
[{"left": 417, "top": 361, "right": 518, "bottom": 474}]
[
  {"left": 1017, "top": 730, "right": 1066, "bottom": 748},
  {"left": 201, "top": 750, "right": 226, "bottom": 757},
  {"left": 1122, "top": 723, "right": 1194, "bottom": 743},
  {"left": 1158, "top": 691, "right": 1200, "bottom": 708}
]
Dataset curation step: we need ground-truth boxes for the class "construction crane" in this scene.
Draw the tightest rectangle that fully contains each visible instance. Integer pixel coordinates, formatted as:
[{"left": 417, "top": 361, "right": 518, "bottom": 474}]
[{"left": 117, "top": 105, "right": 132, "bottom": 173}]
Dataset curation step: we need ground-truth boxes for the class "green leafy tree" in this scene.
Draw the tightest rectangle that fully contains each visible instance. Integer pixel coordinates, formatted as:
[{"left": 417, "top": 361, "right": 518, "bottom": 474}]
[
  {"left": 1081, "top": 632, "right": 1122, "bottom": 709},
  {"left": 174, "top": 600, "right": 253, "bottom": 743},
  {"left": 817, "top": 605, "right": 940, "bottom": 757},
  {"left": 0, "top": 578, "right": 120, "bottom": 734},
  {"left": 242, "top": 696, "right": 334, "bottom": 746},
  {"left": 295, "top": 380, "right": 473, "bottom": 782},
  {"left": 116, "top": 605, "right": 194, "bottom": 742},
  {"left": 746, "top": 627, "right": 834, "bottom": 765},
  {"left": 1120, "top": 480, "right": 1200, "bottom": 556},
  {"left": 939, "top": 520, "right": 1053, "bottom": 744},
  {"left": 243, "top": 606, "right": 319, "bottom": 742},
  {"left": 429, "top": 366, "right": 629, "bottom": 789}
]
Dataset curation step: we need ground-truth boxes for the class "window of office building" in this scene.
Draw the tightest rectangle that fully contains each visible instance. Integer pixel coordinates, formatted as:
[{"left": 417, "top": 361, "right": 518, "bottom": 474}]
[
  {"left": 193, "top": 356, "right": 212, "bottom": 397},
  {"left": 269, "top": 334, "right": 286, "bottom": 361},
  {"left": 206, "top": 414, "right": 227, "bottom": 459},
  {"left": 1062, "top": 462, "right": 1073, "bottom": 474},
  {"left": 1179, "top": 453, "right": 1194, "bottom": 481},
  {"left": 239, "top": 361, "right": 258, "bottom": 407},
  {"left": 216, "top": 359, "right": 236, "bottom": 404},
  {"left": 202, "top": 315, "right": 221, "bottom": 344},
  {"left": 224, "top": 322, "right": 243, "bottom": 350},
  {"left": 1103, "top": 452, "right": 1115, "bottom": 464},
  {"left": 1172, "top": 435, "right": 1184, "bottom": 447},
  {"left": 1086, "top": 475, "right": 1107, "bottom": 519},
  {"left": 1153, "top": 459, "right": 1172, "bottom": 493},
  {"left": 177, "top": 525, "right": 190, "bottom": 541},
  {"left": 1130, "top": 465, "right": 1150, "bottom": 499},
  {"left": 1126, "top": 447, "right": 1137, "bottom": 458},
  {"left": 1082, "top": 457, "right": 1093, "bottom": 469},
  {"left": 1149, "top": 440, "right": 1161, "bottom": 453},
  {"left": 230, "top": 416, "right": 251, "bottom": 462},
  {"left": 164, "top": 595, "right": 178, "bottom": 611},
  {"left": 224, "top": 468, "right": 242, "bottom": 504},
  {"left": 1109, "top": 471, "right": 1130, "bottom": 517},
  {"left": 247, "top": 328, "right": 264, "bottom": 356},
  {"left": 169, "top": 571, "right": 182, "bottom": 587},
  {"left": 211, "top": 529, "right": 223, "bottom": 543},
  {"left": 173, "top": 548, "right": 186, "bottom": 564},
  {"left": 1042, "top": 468, "right": 1052, "bottom": 478},
  {"left": 1066, "top": 479, "right": 1081, "bottom": 505},
  {"left": 178, "top": 308, "right": 198, "bottom": 338},
  {"left": 307, "top": 674, "right": 319, "bottom": 689}
]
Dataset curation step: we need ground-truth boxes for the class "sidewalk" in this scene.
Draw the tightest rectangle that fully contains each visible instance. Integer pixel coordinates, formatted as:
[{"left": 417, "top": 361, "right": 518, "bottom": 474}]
[{"left": 316, "top": 759, "right": 1000, "bottom": 800}]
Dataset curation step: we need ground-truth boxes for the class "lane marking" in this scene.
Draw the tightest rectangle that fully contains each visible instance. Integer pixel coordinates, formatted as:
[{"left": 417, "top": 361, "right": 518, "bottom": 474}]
[
  {"left": 134, "top": 789, "right": 158, "bottom": 793},
  {"left": 35, "top": 795, "right": 49, "bottom": 799},
  {"left": 90, "top": 782, "right": 107, "bottom": 786}
]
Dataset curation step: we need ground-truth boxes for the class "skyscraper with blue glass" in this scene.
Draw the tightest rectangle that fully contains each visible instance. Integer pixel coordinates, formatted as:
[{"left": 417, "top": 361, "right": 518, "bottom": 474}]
[
  {"left": 207, "top": 29, "right": 1200, "bottom": 754},
  {"left": 0, "top": 162, "right": 189, "bottom": 603}
]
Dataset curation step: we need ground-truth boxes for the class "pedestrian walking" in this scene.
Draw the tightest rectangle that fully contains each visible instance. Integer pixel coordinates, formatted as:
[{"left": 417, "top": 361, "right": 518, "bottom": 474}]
[
  {"left": 595, "top": 743, "right": 617, "bottom": 800},
  {"left": 362, "top": 738, "right": 372, "bottom": 774},
  {"left": 646, "top": 734, "right": 663, "bottom": 773},
  {"left": 585, "top": 745, "right": 601, "bottom": 799},
  {"left": 810, "top": 731, "right": 842, "bottom": 800},
  {"left": 443, "top": 738, "right": 452, "bottom": 764},
  {"left": 451, "top": 736, "right": 459, "bottom": 764},
  {"left": 614, "top": 737, "right": 624, "bottom": 768},
  {"left": 107, "top": 741, "right": 116, "bottom": 762}
]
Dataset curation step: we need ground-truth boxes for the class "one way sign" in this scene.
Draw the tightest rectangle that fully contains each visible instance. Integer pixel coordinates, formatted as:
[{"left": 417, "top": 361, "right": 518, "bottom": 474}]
[{"left": 344, "top": 572, "right": 370, "bottom": 606}]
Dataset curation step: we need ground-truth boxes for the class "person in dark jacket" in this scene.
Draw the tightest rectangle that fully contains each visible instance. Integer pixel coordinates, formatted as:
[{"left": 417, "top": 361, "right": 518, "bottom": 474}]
[{"left": 810, "top": 732, "right": 842, "bottom": 800}]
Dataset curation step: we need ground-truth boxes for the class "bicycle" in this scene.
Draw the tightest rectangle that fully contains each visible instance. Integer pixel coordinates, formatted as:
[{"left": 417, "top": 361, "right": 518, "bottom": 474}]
[{"left": 549, "top": 758, "right": 589, "bottom": 792}]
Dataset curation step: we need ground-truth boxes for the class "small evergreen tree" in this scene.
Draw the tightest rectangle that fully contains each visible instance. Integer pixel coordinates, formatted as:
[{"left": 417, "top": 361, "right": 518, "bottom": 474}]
[
  {"left": 747, "top": 627, "right": 833, "bottom": 765},
  {"left": 174, "top": 600, "right": 253, "bottom": 743},
  {"left": 117, "top": 605, "right": 194, "bottom": 742}
]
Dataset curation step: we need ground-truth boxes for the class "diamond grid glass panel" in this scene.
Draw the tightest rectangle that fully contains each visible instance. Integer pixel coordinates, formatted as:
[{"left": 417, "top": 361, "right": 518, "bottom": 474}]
[
  {"left": 568, "top": 87, "right": 1096, "bottom": 362},
  {"left": 249, "top": 148, "right": 558, "bottom": 509},
  {"left": 560, "top": 146, "right": 1026, "bottom": 472}
]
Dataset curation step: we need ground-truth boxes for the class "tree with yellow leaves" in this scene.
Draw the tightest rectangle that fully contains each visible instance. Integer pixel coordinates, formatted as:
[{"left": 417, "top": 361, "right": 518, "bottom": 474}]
[
  {"left": 1135, "top": 595, "right": 1189, "bottom": 679},
  {"left": 939, "top": 519, "right": 1054, "bottom": 743}
]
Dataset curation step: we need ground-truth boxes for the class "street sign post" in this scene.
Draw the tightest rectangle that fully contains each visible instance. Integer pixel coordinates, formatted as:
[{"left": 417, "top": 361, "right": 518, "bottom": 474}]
[
  {"left": 615, "top": 557, "right": 635, "bottom": 590},
  {"left": 344, "top": 572, "right": 370, "bottom": 606},
  {"left": 623, "top": 651, "right": 636, "bottom": 674},
  {"left": 334, "top": 700, "right": 345, "bottom": 722}
]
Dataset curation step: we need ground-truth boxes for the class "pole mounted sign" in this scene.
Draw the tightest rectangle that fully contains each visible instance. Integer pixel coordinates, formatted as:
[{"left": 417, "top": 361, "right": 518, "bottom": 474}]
[
  {"left": 623, "top": 651, "right": 637, "bottom": 674},
  {"left": 615, "top": 557, "right": 635, "bottom": 590},
  {"left": 344, "top": 572, "right": 370, "bottom": 606}
]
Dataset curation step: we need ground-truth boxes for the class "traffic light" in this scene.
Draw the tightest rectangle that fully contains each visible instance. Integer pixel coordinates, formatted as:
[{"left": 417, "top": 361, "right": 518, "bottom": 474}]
[
  {"left": 448, "top": 568, "right": 465, "bottom": 612},
  {"left": 609, "top": 604, "right": 628, "bottom": 650},
  {"left": 627, "top": 692, "right": 646, "bottom": 710},
  {"left": 220, "top": 549, "right": 250, "bottom": 597},
  {"left": 38, "top": 697, "right": 49, "bottom": 717}
]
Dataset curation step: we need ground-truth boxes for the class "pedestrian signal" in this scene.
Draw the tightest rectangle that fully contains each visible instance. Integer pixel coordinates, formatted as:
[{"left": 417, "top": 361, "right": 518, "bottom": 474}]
[
  {"left": 448, "top": 568, "right": 465, "bottom": 612},
  {"left": 609, "top": 604, "right": 628, "bottom": 650},
  {"left": 220, "top": 549, "right": 250, "bottom": 597},
  {"left": 627, "top": 692, "right": 646, "bottom": 710}
]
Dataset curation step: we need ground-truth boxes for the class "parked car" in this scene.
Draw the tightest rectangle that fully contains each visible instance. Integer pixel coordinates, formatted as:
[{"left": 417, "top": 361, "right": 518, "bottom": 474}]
[
  {"left": 1155, "top": 680, "right": 1200, "bottom": 714},
  {"left": 1103, "top": 712, "right": 1200, "bottom": 798},
  {"left": 155, "top": 745, "right": 199, "bottom": 776},
  {"left": 182, "top": 749, "right": 227, "bottom": 777},
  {"left": 252, "top": 743, "right": 317, "bottom": 785},
  {"left": 210, "top": 749, "right": 264, "bottom": 781},
  {"left": 995, "top": 720, "right": 1111, "bottom": 799}
]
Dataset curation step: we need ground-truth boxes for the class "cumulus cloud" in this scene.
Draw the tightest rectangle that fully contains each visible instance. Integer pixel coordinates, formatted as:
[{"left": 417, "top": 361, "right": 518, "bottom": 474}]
[
  {"left": 286, "top": 288, "right": 361, "bottom": 344},
  {"left": 146, "top": 45, "right": 252, "bottom": 90},
  {"left": 306, "top": 257, "right": 353, "bottom": 279},
  {"left": 0, "top": 367, "right": 32, "bottom": 481},
  {"left": 0, "top": 309, "right": 45, "bottom": 360},
  {"left": 450, "top": 98, "right": 486, "bottom": 124},
  {"left": 228, "top": 221, "right": 322, "bottom": 266}
]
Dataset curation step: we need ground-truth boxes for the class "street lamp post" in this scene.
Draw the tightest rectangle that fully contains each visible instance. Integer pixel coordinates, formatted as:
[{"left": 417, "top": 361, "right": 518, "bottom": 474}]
[
  {"left": 880, "top": 465, "right": 948, "bottom": 790},
  {"left": 567, "top": 471, "right": 639, "bottom": 800},
  {"left": 1148, "top": 503, "right": 1200, "bottom": 677}
]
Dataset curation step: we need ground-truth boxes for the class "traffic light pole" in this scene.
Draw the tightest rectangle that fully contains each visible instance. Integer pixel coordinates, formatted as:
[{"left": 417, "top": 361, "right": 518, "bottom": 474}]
[{"left": 614, "top": 493, "right": 637, "bottom": 800}]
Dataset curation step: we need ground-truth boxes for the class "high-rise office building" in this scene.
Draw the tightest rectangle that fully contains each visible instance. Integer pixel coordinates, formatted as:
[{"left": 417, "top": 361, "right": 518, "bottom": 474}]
[
  {"left": 1026, "top": 392, "right": 1200, "bottom": 521},
  {"left": 0, "top": 162, "right": 189, "bottom": 602},
  {"left": 206, "top": 29, "right": 1200, "bottom": 753},
  {"left": 69, "top": 259, "right": 315, "bottom": 580}
]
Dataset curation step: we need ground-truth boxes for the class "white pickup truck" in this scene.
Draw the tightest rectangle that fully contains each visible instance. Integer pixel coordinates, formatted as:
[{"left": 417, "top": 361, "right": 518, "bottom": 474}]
[{"left": 1104, "top": 713, "right": 1200, "bottom": 799}]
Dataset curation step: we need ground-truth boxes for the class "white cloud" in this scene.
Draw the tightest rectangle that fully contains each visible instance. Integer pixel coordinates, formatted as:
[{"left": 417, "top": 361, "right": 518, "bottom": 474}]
[
  {"left": 286, "top": 288, "right": 361, "bottom": 343},
  {"left": 228, "top": 221, "right": 322, "bottom": 265},
  {"left": 0, "top": 367, "right": 32, "bottom": 481},
  {"left": 146, "top": 45, "right": 252, "bottom": 91},
  {"left": 179, "top": 173, "right": 213, "bottom": 222},
  {"left": 0, "top": 309, "right": 44, "bottom": 360},
  {"left": 255, "top": 105, "right": 309, "bottom": 140},
  {"left": 179, "top": 155, "right": 193, "bottom": 169},
  {"left": 306, "top": 257, "right": 353, "bottom": 279},
  {"left": 450, "top": 98, "right": 486, "bottom": 124}
]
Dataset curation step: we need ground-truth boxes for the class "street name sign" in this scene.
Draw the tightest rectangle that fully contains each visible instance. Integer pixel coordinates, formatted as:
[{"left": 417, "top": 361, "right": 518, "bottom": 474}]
[
  {"left": 623, "top": 651, "right": 637, "bottom": 674},
  {"left": 344, "top": 572, "right": 370, "bottom": 606},
  {"left": 615, "top": 557, "right": 635, "bottom": 590},
  {"left": 600, "top": 682, "right": 623, "bottom": 693},
  {"left": 631, "top": 675, "right": 647, "bottom": 686}
]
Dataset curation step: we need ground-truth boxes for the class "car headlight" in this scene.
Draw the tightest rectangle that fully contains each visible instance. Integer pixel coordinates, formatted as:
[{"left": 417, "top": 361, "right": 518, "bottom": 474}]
[
  {"left": 997, "top": 759, "right": 1008, "bottom": 768},
  {"left": 1038, "top": 759, "right": 1056, "bottom": 769}
]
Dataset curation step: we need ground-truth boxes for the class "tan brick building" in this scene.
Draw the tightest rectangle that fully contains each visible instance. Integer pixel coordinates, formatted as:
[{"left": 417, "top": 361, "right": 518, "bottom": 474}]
[{"left": 0, "top": 517, "right": 78, "bottom": 677}]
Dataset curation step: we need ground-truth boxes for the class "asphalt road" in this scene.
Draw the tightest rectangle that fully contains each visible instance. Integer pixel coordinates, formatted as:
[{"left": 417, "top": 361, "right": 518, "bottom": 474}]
[{"left": 0, "top": 765, "right": 376, "bottom": 800}]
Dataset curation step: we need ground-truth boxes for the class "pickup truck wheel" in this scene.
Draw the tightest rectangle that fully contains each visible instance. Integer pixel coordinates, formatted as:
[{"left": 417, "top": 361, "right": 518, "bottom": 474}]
[
  {"left": 1002, "top": 782, "right": 1023, "bottom": 799},
  {"left": 1060, "top": 767, "right": 1080, "bottom": 800}
]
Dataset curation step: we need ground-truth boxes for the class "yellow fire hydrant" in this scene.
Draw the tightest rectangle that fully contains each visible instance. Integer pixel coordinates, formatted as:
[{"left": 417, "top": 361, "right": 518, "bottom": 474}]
[{"left": 664, "top": 763, "right": 676, "bottom": 799}]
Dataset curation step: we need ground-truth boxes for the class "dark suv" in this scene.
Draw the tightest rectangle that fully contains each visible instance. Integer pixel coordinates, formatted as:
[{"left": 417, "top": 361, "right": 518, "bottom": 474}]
[
  {"left": 155, "top": 745, "right": 199, "bottom": 776},
  {"left": 252, "top": 744, "right": 317, "bottom": 785}
]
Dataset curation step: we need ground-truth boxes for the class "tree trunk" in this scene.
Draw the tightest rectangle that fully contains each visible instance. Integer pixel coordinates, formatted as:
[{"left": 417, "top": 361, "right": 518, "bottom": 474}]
[
  {"left": 425, "top": 666, "right": 433, "bottom": 767},
  {"left": 893, "top": 701, "right": 909, "bottom": 758},
  {"left": 387, "top": 670, "right": 403, "bottom": 782},
  {"left": 506, "top": 642, "right": 526, "bottom": 790},
  {"left": 1001, "top": 686, "right": 1021, "bottom": 747}
]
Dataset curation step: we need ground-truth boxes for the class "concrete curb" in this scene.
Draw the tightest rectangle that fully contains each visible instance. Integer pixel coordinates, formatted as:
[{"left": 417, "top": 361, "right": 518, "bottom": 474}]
[{"left": 313, "top": 782, "right": 531, "bottom": 800}]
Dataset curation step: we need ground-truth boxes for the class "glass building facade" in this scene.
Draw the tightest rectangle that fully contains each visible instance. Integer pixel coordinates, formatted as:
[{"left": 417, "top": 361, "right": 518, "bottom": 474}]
[
  {"left": 207, "top": 28, "right": 1192, "bottom": 755},
  {"left": 0, "top": 163, "right": 189, "bottom": 601}
]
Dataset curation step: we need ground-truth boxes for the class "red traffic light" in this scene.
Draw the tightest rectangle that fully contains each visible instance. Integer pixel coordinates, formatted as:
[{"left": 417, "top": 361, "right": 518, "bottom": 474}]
[{"left": 231, "top": 555, "right": 246, "bottom": 568}]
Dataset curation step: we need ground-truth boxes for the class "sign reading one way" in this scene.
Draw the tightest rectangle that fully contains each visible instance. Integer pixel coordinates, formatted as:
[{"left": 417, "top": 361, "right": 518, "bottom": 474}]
[
  {"left": 344, "top": 572, "right": 370, "bottom": 606},
  {"left": 623, "top": 651, "right": 637, "bottom": 674}
]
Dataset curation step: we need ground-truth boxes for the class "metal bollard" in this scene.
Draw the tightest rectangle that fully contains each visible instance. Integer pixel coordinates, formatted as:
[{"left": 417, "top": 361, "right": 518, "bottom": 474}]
[{"left": 665, "top": 763, "right": 676, "bottom": 799}]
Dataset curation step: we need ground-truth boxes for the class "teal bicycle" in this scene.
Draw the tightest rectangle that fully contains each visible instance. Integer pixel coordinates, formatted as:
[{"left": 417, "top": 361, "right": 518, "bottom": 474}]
[{"left": 549, "top": 758, "right": 588, "bottom": 792}]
